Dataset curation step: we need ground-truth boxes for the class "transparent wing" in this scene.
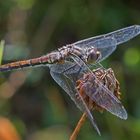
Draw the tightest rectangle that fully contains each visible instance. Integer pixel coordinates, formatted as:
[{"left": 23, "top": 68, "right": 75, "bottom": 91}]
[
  {"left": 49, "top": 62, "right": 101, "bottom": 135},
  {"left": 73, "top": 25, "right": 140, "bottom": 62},
  {"left": 70, "top": 55, "right": 128, "bottom": 120},
  {"left": 85, "top": 83, "right": 127, "bottom": 119},
  {"left": 74, "top": 25, "right": 140, "bottom": 46},
  {"left": 77, "top": 37, "right": 117, "bottom": 62}
]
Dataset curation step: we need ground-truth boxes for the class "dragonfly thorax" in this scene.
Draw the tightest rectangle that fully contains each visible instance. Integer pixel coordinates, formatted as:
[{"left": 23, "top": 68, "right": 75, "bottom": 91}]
[
  {"left": 65, "top": 45, "right": 101, "bottom": 64},
  {"left": 57, "top": 45, "right": 101, "bottom": 64}
]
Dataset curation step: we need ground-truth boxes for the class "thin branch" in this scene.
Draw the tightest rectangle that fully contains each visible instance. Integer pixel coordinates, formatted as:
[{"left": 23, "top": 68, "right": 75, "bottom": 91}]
[{"left": 70, "top": 113, "right": 87, "bottom": 140}]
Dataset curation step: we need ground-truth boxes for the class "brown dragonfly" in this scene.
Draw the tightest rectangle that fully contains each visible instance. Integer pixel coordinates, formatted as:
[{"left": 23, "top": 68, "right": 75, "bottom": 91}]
[
  {"left": 0, "top": 25, "right": 140, "bottom": 71},
  {"left": 0, "top": 25, "right": 139, "bottom": 134}
]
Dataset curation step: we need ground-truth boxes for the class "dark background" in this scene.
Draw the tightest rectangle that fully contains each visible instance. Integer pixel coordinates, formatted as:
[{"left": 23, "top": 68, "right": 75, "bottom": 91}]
[{"left": 0, "top": 0, "right": 140, "bottom": 140}]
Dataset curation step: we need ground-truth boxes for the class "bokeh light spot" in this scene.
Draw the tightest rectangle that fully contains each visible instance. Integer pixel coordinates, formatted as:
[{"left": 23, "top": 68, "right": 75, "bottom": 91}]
[
  {"left": 15, "top": 0, "right": 35, "bottom": 10},
  {"left": 0, "top": 40, "right": 5, "bottom": 65},
  {"left": 123, "top": 47, "right": 140, "bottom": 66}
]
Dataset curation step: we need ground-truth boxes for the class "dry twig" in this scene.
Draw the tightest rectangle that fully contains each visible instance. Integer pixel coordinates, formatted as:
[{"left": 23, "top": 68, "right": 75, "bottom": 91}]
[{"left": 70, "top": 113, "right": 87, "bottom": 140}]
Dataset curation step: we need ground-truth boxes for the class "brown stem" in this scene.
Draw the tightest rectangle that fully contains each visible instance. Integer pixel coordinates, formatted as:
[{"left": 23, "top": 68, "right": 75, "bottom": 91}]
[{"left": 70, "top": 113, "right": 87, "bottom": 140}]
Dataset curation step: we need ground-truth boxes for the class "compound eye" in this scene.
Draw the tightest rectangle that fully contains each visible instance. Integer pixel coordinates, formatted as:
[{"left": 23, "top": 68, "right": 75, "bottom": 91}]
[{"left": 87, "top": 51, "right": 97, "bottom": 63}]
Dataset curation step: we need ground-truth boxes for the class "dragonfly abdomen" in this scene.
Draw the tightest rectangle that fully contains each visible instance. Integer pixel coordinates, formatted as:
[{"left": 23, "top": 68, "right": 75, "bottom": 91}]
[
  {"left": 0, "top": 57, "right": 48, "bottom": 72},
  {"left": 0, "top": 60, "right": 32, "bottom": 72}
]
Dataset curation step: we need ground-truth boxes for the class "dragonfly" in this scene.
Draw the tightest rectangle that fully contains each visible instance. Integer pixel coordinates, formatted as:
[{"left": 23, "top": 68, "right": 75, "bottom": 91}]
[
  {"left": 0, "top": 25, "right": 140, "bottom": 71},
  {"left": 0, "top": 25, "right": 139, "bottom": 134}
]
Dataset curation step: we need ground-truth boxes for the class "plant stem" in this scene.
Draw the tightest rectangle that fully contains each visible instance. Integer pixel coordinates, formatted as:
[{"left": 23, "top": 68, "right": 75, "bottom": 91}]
[{"left": 70, "top": 113, "right": 87, "bottom": 140}]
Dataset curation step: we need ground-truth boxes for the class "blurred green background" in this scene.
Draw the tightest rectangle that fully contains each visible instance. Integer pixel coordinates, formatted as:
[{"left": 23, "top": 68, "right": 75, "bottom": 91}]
[{"left": 0, "top": 0, "right": 140, "bottom": 140}]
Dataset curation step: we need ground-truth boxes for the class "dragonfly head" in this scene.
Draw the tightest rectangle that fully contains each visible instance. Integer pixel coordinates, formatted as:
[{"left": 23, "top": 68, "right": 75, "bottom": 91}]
[{"left": 86, "top": 48, "right": 101, "bottom": 64}]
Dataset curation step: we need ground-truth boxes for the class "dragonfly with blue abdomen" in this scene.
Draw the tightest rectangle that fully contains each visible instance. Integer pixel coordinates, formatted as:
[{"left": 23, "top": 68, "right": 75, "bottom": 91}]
[{"left": 0, "top": 25, "right": 139, "bottom": 135}]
